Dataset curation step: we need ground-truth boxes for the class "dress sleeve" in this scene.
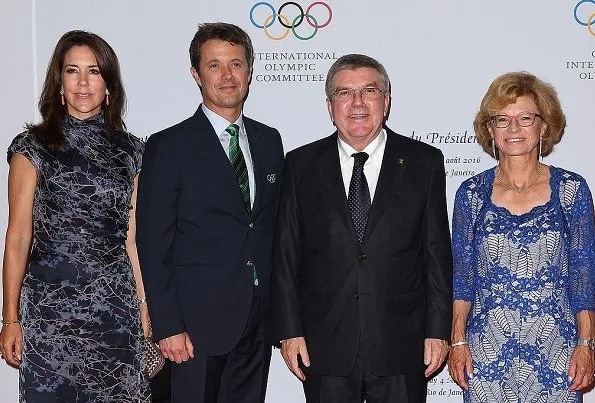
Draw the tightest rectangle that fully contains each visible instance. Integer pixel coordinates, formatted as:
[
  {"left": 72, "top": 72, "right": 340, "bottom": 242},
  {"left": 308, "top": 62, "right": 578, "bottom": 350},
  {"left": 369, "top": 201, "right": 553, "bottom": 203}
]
[
  {"left": 452, "top": 182, "right": 477, "bottom": 302},
  {"left": 564, "top": 176, "right": 595, "bottom": 314},
  {"left": 7, "top": 132, "right": 42, "bottom": 172}
]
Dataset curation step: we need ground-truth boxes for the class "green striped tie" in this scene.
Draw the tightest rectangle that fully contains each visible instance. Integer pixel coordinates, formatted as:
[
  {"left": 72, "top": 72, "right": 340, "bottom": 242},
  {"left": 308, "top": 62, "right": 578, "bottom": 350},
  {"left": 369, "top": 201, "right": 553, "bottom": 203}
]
[
  {"left": 227, "top": 124, "right": 251, "bottom": 212},
  {"left": 227, "top": 124, "right": 257, "bottom": 285}
]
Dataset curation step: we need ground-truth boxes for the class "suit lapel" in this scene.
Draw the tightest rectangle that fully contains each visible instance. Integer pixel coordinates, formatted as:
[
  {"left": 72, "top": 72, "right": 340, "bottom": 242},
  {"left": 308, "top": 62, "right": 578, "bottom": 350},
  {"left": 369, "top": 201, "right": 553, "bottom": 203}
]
[
  {"left": 190, "top": 108, "right": 250, "bottom": 216},
  {"left": 316, "top": 133, "right": 356, "bottom": 240},
  {"left": 362, "top": 130, "right": 407, "bottom": 244}
]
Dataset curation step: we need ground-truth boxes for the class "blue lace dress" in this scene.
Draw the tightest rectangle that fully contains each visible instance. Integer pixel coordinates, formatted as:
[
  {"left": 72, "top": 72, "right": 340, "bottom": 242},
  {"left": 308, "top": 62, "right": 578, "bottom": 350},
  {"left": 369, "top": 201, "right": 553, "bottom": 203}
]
[
  {"left": 7, "top": 113, "right": 150, "bottom": 402},
  {"left": 452, "top": 166, "right": 595, "bottom": 403}
]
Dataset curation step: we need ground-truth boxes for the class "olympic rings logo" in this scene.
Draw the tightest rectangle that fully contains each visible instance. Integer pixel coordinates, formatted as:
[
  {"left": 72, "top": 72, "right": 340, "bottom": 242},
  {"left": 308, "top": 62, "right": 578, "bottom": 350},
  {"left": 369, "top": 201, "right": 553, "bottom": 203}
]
[
  {"left": 574, "top": 0, "right": 595, "bottom": 37},
  {"left": 249, "top": 1, "right": 333, "bottom": 40}
]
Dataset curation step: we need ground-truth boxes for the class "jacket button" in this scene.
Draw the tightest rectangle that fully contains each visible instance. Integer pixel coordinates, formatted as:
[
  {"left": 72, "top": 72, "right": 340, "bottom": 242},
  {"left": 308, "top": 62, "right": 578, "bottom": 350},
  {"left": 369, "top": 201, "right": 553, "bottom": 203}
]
[{"left": 359, "top": 253, "right": 367, "bottom": 260}]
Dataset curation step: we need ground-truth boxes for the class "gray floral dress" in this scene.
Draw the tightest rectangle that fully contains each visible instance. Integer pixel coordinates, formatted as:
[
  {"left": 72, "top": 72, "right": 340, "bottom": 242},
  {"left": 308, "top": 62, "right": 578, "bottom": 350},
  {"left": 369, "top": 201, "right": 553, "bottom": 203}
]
[{"left": 8, "top": 113, "right": 150, "bottom": 402}]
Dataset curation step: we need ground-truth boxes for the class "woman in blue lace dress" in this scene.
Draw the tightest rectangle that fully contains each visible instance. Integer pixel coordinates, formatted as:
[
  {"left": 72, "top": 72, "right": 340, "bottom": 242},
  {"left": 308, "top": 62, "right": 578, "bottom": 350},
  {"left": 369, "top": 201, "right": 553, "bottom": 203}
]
[
  {"left": 448, "top": 72, "right": 595, "bottom": 402},
  {"left": 0, "top": 31, "right": 151, "bottom": 402}
]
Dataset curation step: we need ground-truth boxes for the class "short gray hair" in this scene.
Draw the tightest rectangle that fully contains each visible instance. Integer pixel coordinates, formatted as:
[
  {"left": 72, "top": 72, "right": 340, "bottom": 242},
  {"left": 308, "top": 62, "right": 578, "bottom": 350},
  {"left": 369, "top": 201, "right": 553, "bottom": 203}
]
[{"left": 325, "top": 54, "right": 390, "bottom": 98}]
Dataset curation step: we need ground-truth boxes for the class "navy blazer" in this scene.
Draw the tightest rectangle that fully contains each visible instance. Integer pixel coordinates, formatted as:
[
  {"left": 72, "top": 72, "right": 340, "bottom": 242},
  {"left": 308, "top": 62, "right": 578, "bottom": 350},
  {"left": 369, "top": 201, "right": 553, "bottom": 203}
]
[
  {"left": 271, "top": 128, "right": 453, "bottom": 376},
  {"left": 137, "top": 107, "right": 284, "bottom": 354}
]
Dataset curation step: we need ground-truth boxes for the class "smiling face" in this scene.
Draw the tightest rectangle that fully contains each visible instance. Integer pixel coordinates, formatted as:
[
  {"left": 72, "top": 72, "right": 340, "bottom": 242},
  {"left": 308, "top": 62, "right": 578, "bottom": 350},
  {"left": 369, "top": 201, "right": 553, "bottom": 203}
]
[
  {"left": 191, "top": 39, "right": 251, "bottom": 122},
  {"left": 61, "top": 45, "right": 106, "bottom": 120},
  {"left": 488, "top": 95, "right": 547, "bottom": 160},
  {"left": 327, "top": 67, "right": 390, "bottom": 151}
]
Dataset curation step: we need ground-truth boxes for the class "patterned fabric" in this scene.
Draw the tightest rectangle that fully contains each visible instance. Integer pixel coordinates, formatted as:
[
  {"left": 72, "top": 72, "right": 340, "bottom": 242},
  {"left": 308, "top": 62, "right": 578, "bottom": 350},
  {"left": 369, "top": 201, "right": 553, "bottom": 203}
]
[
  {"left": 7, "top": 113, "right": 150, "bottom": 402},
  {"left": 348, "top": 152, "right": 371, "bottom": 244},
  {"left": 227, "top": 123, "right": 250, "bottom": 212},
  {"left": 452, "top": 166, "right": 595, "bottom": 403}
]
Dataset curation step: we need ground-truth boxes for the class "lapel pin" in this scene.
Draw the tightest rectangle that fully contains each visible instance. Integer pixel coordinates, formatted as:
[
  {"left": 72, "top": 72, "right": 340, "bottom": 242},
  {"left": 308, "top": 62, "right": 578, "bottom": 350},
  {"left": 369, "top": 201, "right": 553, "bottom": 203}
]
[
  {"left": 398, "top": 158, "right": 404, "bottom": 165},
  {"left": 267, "top": 174, "right": 276, "bottom": 183}
]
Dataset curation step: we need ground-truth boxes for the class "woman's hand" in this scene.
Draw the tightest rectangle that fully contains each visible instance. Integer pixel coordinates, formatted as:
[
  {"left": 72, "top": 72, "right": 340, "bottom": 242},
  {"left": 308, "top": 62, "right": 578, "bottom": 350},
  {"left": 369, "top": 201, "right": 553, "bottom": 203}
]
[
  {"left": 568, "top": 345, "right": 595, "bottom": 391},
  {"left": 0, "top": 323, "right": 23, "bottom": 368},
  {"left": 448, "top": 344, "right": 473, "bottom": 390},
  {"left": 139, "top": 303, "right": 151, "bottom": 338}
]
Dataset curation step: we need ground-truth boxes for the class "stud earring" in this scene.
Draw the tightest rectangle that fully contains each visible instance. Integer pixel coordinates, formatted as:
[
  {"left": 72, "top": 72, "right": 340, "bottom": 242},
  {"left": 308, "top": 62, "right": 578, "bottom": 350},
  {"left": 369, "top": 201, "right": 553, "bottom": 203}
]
[
  {"left": 60, "top": 88, "right": 65, "bottom": 105},
  {"left": 105, "top": 89, "right": 110, "bottom": 106}
]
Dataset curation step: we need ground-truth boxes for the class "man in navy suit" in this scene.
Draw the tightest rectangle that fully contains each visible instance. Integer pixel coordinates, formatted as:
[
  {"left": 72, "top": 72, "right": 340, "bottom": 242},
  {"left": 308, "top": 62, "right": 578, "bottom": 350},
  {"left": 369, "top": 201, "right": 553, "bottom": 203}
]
[
  {"left": 136, "top": 22, "right": 284, "bottom": 403},
  {"left": 272, "top": 54, "right": 452, "bottom": 402}
]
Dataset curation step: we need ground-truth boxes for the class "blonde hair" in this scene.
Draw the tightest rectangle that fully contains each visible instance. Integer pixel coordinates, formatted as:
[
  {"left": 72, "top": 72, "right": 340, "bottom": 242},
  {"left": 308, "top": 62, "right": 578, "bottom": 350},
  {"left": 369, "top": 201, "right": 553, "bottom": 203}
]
[{"left": 473, "top": 72, "right": 566, "bottom": 158}]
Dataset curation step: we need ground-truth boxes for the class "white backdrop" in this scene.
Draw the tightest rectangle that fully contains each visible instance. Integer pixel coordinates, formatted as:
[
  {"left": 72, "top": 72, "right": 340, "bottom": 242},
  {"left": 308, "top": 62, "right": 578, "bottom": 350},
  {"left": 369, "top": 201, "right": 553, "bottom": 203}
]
[{"left": 1, "top": 0, "right": 594, "bottom": 401}]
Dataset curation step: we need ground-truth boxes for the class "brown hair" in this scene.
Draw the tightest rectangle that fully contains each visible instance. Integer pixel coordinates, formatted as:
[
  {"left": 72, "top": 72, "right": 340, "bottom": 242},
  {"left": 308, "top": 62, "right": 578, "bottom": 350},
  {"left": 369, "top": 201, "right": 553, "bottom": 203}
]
[
  {"left": 189, "top": 22, "right": 254, "bottom": 71},
  {"left": 27, "top": 30, "right": 126, "bottom": 147},
  {"left": 473, "top": 71, "right": 565, "bottom": 158}
]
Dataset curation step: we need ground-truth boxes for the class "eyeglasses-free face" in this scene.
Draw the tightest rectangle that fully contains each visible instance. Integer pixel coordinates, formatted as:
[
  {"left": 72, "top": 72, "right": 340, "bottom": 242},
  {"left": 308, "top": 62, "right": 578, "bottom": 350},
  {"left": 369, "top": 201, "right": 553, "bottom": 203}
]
[{"left": 490, "top": 112, "right": 543, "bottom": 129}]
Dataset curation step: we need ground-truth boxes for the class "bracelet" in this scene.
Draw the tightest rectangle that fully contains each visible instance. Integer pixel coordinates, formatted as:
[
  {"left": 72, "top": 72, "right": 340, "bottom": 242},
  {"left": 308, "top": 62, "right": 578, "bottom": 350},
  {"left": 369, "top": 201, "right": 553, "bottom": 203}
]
[
  {"left": 0, "top": 319, "right": 20, "bottom": 325},
  {"left": 577, "top": 338, "right": 595, "bottom": 350},
  {"left": 138, "top": 298, "right": 147, "bottom": 305},
  {"left": 450, "top": 341, "right": 469, "bottom": 348}
]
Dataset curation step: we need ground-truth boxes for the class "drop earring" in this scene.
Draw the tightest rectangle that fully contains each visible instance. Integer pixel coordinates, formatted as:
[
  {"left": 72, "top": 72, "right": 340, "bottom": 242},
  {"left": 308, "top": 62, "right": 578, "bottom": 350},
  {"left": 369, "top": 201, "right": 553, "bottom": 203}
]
[
  {"left": 105, "top": 89, "right": 110, "bottom": 106},
  {"left": 492, "top": 139, "right": 497, "bottom": 160},
  {"left": 539, "top": 136, "right": 543, "bottom": 161},
  {"left": 60, "top": 88, "right": 65, "bottom": 105}
]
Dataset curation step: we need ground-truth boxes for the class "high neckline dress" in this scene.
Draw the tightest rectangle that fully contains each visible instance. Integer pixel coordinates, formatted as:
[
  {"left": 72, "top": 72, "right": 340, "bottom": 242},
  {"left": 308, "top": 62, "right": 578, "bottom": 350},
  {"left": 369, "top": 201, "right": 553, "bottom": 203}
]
[{"left": 8, "top": 113, "right": 150, "bottom": 402}]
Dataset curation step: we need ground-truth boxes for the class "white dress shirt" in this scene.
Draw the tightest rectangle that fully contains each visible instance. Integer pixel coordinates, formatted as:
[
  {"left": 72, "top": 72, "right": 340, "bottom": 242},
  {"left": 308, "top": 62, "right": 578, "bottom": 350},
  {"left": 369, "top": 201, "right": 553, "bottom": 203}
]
[
  {"left": 202, "top": 104, "right": 256, "bottom": 207},
  {"left": 337, "top": 129, "right": 387, "bottom": 202}
]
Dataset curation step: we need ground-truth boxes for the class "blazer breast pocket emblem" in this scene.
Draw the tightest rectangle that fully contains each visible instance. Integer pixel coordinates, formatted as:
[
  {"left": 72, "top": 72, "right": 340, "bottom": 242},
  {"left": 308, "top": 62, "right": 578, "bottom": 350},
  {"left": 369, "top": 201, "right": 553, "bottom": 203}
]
[{"left": 267, "top": 174, "right": 276, "bottom": 183}]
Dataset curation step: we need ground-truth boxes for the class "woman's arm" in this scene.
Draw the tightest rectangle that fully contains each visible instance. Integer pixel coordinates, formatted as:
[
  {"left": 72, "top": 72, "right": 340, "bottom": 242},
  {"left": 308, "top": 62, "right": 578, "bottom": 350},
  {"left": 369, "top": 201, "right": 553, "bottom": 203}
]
[
  {"left": 125, "top": 175, "right": 150, "bottom": 337},
  {"left": 448, "top": 183, "right": 477, "bottom": 389},
  {"left": 568, "top": 310, "right": 594, "bottom": 391},
  {"left": 565, "top": 177, "right": 595, "bottom": 391},
  {"left": 0, "top": 154, "right": 36, "bottom": 367},
  {"left": 448, "top": 300, "right": 473, "bottom": 389}
]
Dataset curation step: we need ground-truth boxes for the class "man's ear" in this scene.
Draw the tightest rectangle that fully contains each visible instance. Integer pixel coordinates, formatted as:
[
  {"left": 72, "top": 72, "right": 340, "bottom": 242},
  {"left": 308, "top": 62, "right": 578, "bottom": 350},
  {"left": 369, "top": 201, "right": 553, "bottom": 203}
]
[{"left": 190, "top": 67, "right": 201, "bottom": 86}]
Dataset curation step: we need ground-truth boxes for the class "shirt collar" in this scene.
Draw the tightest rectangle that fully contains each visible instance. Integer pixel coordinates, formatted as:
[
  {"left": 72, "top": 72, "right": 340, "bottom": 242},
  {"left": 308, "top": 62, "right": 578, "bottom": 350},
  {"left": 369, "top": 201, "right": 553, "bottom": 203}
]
[
  {"left": 338, "top": 128, "right": 386, "bottom": 165},
  {"left": 201, "top": 103, "right": 245, "bottom": 138}
]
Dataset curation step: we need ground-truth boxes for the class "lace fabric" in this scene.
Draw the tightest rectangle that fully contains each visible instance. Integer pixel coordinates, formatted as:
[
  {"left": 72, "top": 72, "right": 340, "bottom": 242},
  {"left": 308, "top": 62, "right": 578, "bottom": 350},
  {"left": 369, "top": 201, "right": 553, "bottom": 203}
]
[{"left": 451, "top": 166, "right": 595, "bottom": 402}]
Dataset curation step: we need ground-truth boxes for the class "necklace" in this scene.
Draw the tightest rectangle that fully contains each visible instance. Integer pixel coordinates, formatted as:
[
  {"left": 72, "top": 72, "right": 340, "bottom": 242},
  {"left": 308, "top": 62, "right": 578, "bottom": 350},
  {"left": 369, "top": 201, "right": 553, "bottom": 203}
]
[{"left": 496, "top": 163, "right": 542, "bottom": 193}]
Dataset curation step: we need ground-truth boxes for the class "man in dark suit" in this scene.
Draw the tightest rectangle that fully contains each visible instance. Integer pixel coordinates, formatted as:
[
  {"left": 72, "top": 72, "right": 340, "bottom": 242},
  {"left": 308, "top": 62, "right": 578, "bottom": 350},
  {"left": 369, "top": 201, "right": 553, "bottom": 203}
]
[
  {"left": 136, "top": 22, "right": 283, "bottom": 403},
  {"left": 271, "top": 54, "right": 453, "bottom": 402}
]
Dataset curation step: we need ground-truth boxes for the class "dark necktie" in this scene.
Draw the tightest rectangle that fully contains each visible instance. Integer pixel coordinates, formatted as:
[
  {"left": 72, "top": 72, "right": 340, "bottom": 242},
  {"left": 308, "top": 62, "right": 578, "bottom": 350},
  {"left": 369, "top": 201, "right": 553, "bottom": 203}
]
[
  {"left": 227, "top": 124, "right": 251, "bottom": 212},
  {"left": 348, "top": 152, "right": 371, "bottom": 245}
]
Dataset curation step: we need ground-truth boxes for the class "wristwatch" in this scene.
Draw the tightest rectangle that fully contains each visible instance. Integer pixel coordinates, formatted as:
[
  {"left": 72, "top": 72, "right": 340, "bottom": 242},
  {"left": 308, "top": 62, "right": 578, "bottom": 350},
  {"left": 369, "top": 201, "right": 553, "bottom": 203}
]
[{"left": 577, "top": 339, "right": 595, "bottom": 350}]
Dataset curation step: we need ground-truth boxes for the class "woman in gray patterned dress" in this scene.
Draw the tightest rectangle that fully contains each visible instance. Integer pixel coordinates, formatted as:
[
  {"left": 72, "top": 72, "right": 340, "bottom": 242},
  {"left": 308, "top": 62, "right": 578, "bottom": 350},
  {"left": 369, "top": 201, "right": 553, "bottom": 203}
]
[{"left": 0, "top": 30, "right": 151, "bottom": 402}]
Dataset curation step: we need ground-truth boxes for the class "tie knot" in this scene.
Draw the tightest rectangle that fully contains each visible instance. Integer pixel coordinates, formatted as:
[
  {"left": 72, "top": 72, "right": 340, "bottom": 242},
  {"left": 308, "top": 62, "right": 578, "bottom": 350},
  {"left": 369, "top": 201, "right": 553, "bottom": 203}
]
[
  {"left": 226, "top": 124, "right": 240, "bottom": 137},
  {"left": 352, "top": 152, "right": 369, "bottom": 168}
]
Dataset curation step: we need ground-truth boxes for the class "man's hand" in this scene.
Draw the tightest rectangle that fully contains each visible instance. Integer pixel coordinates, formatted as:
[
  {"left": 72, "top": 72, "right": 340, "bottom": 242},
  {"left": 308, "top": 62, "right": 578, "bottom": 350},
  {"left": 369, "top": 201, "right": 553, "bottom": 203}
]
[
  {"left": 280, "top": 337, "right": 310, "bottom": 381},
  {"left": 424, "top": 338, "right": 449, "bottom": 377},
  {"left": 158, "top": 332, "right": 195, "bottom": 364}
]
